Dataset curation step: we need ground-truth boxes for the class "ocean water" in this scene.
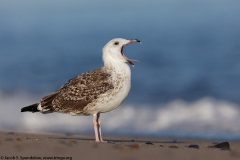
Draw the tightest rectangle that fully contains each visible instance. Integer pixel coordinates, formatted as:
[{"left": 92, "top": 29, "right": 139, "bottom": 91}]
[{"left": 1, "top": 0, "right": 240, "bottom": 139}]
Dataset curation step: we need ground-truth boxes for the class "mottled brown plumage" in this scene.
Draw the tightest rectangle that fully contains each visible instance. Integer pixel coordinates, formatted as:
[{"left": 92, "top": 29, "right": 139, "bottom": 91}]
[
  {"left": 39, "top": 68, "right": 114, "bottom": 114},
  {"left": 21, "top": 38, "right": 141, "bottom": 142}
]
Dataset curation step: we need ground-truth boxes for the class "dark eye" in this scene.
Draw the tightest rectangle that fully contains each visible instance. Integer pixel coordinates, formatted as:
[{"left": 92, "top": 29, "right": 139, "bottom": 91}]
[{"left": 114, "top": 42, "right": 119, "bottom": 45}]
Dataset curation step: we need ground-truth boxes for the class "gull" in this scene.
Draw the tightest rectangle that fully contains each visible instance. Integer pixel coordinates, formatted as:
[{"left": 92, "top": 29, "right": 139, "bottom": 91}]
[{"left": 21, "top": 38, "right": 140, "bottom": 142}]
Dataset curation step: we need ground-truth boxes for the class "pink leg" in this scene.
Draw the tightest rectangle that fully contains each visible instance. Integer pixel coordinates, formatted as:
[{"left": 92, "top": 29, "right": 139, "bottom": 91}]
[
  {"left": 93, "top": 113, "right": 105, "bottom": 142},
  {"left": 96, "top": 113, "right": 104, "bottom": 142},
  {"left": 93, "top": 114, "right": 100, "bottom": 142}
]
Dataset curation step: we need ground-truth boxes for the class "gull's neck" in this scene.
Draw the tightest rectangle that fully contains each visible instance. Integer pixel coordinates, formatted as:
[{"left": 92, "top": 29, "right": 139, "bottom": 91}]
[
  {"left": 103, "top": 58, "right": 131, "bottom": 74},
  {"left": 102, "top": 50, "right": 130, "bottom": 71}
]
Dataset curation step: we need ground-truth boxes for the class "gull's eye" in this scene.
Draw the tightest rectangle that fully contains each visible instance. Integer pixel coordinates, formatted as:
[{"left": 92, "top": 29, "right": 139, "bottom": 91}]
[{"left": 114, "top": 42, "right": 119, "bottom": 45}]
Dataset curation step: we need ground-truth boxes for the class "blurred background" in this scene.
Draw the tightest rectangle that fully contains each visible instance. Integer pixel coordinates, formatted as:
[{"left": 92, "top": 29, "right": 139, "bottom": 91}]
[{"left": 1, "top": 0, "right": 240, "bottom": 139}]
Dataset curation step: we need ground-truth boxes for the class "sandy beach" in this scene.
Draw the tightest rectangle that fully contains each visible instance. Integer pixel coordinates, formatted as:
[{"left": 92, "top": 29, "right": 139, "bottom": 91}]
[{"left": 0, "top": 131, "right": 240, "bottom": 160}]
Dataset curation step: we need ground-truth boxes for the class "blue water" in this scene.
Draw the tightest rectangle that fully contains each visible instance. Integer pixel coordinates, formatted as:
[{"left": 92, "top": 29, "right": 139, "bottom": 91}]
[{"left": 1, "top": 0, "right": 240, "bottom": 139}]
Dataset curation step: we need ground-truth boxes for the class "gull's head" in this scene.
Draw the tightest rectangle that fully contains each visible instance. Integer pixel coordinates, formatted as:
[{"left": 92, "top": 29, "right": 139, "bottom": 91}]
[{"left": 102, "top": 38, "right": 141, "bottom": 67}]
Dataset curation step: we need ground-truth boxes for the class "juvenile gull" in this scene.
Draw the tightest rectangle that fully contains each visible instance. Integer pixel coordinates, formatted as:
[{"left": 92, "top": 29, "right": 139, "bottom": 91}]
[{"left": 21, "top": 38, "right": 141, "bottom": 142}]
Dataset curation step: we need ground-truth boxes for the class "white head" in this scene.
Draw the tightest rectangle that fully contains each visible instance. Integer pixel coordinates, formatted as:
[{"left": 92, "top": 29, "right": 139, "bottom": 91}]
[{"left": 102, "top": 38, "right": 140, "bottom": 67}]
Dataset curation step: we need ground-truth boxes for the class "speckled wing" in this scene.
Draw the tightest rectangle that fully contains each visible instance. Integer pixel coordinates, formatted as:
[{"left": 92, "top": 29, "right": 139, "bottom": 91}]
[{"left": 39, "top": 68, "right": 114, "bottom": 114}]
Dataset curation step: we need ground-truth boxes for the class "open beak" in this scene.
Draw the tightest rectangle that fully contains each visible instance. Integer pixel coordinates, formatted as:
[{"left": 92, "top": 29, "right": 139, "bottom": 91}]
[{"left": 121, "top": 39, "right": 141, "bottom": 67}]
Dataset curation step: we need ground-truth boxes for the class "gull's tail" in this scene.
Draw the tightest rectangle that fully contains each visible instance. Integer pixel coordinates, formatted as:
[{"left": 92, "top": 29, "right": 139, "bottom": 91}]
[{"left": 21, "top": 103, "right": 40, "bottom": 113}]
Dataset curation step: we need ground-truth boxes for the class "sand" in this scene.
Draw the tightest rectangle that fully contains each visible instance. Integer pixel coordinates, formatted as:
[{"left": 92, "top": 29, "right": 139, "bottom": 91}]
[{"left": 0, "top": 131, "right": 240, "bottom": 160}]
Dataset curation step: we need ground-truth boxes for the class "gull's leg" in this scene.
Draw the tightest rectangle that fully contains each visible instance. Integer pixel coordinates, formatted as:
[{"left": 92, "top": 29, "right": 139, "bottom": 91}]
[
  {"left": 93, "top": 114, "right": 100, "bottom": 142},
  {"left": 96, "top": 113, "right": 105, "bottom": 142}
]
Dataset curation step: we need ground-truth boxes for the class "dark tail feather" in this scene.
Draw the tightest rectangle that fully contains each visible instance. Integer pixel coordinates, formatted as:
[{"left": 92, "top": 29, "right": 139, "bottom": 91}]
[{"left": 21, "top": 103, "right": 40, "bottom": 113}]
